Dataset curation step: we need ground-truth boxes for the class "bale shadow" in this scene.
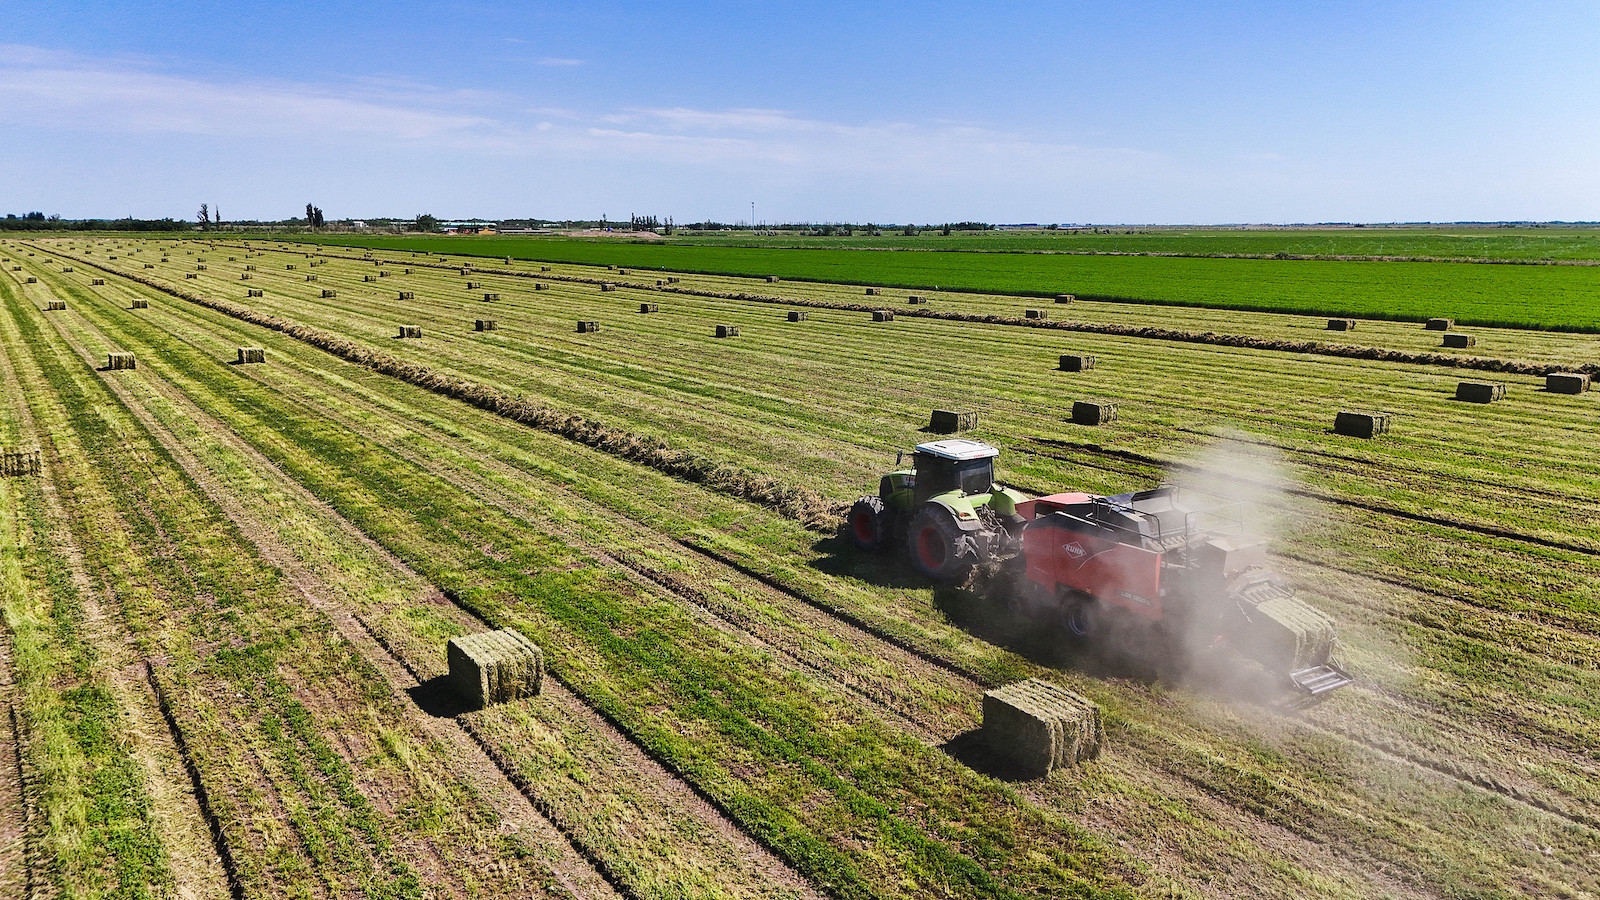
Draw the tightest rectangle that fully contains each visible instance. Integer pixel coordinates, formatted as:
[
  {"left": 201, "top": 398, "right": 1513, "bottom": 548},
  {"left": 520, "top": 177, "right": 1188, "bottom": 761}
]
[
  {"left": 941, "top": 728, "right": 1039, "bottom": 782},
  {"left": 406, "top": 675, "right": 475, "bottom": 718}
]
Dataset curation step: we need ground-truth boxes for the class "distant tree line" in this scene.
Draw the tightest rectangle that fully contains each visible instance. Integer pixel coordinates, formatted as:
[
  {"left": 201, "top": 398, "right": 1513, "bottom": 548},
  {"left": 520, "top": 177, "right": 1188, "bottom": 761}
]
[{"left": 1, "top": 213, "right": 189, "bottom": 232}]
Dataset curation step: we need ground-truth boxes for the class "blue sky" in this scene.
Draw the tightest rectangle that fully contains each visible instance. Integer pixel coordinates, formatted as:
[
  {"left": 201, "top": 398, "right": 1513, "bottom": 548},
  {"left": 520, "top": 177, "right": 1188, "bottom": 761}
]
[{"left": 1, "top": 1, "right": 1597, "bottom": 224}]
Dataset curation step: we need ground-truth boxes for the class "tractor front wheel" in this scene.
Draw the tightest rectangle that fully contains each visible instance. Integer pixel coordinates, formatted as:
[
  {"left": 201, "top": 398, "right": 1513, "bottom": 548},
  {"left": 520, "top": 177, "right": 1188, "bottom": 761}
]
[
  {"left": 847, "top": 496, "right": 891, "bottom": 551},
  {"left": 905, "top": 506, "right": 977, "bottom": 582}
]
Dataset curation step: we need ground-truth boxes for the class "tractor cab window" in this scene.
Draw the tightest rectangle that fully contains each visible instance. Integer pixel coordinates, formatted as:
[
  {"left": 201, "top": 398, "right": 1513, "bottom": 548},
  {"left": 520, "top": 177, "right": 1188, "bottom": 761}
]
[{"left": 914, "top": 454, "right": 993, "bottom": 501}]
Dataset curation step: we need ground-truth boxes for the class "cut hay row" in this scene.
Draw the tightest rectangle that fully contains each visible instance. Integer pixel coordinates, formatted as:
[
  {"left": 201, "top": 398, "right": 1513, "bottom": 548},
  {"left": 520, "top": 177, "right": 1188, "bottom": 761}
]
[
  {"left": 287, "top": 246, "right": 1600, "bottom": 379},
  {"left": 57, "top": 252, "right": 846, "bottom": 529}
]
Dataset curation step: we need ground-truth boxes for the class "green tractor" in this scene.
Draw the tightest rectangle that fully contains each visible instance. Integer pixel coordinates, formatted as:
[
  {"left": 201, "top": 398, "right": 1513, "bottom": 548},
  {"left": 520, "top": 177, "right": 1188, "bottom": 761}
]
[{"left": 847, "top": 439, "right": 1030, "bottom": 581}]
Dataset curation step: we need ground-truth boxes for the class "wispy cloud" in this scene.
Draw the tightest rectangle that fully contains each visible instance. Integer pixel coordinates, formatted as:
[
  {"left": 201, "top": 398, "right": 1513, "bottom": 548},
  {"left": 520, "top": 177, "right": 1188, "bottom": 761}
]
[{"left": 537, "top": 57, "right": 584, "bottom": 67}]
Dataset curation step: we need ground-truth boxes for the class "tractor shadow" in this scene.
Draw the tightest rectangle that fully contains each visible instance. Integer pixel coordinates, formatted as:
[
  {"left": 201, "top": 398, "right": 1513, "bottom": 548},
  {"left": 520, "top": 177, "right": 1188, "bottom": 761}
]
[{"left": 807, "top": 532, "right": 930, "bottom": 590}]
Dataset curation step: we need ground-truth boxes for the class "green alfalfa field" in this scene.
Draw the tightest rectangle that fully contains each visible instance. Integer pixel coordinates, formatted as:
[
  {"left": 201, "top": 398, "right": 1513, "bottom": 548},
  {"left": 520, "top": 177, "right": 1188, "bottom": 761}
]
[{"left": 1, "top": 233, "right": 1597, "bottom": 899}]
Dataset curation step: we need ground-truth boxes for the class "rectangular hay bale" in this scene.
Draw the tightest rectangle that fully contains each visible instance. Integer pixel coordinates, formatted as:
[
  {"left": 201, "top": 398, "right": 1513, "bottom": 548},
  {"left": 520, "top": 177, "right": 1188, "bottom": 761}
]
[
  {"left": 907, "top": 295, "right": 926, "bottom": 304},
  {"left": 398, "top": 325, "right": 421, "bottom": 338},
  {"left": 236, "top": 347, "right": 265, "bottom": 364},
  {"left": 1025, "top": 309, "right": 1048, "bottom": 320},
  {"left": 131, "top": 300, "right": 148, "bottom": 309},
  {"left": 397, "top": 291, "right": 414, "bottom": 300},
  {"left": 466, "top": 281, "right": 481, "bottom": 289},
  {"left": 1055, "top": 294, "right": 1076, "bottom": 303},
  {"left": 1455, "top": 381, "right": 1505, "bottom": 403},
  {"left": 872, "top": 310, "right": 894, "bottom": 322},
  {"left": 106, "top": 352, "right": 136, "bottom": 370},
  {"left": 1333, "top": 410, "right": 1389, "bottom": 438},
  {"left": 1425, "top": 318, "right": 1453, "bottom": 331},
  {"left": 639, "top": 303, "right": 658, "bottom": 313},
  {"left": 766, "top": 275, "right": 780, "bottom": 283},
  {"left": 1546, "top": 372, "right": 1591, "bottom": 394},
  {"left": 600, "top": 283, "right": 616, "bottom": 292},
  {"left": 864, "top": 287, "right": 879, "bottom": 296},
  {"left": 576, "top": 320, "right": 599, "bottom": 333},
  {"left": 1326, "top": 318, "right": 1356, "bottom": 331},
  {"left": 1071, "top": 400, "right": 1117, "bottom": 425},
  {"left": 0, "top": 449, "right": 42, "bottom": 478},
  {"left": 483, "top": 293, "right": 499, "bottom": 302},
  {"left": 246, "top": 289, "right": 263, "bottom": 297},
  {"left": 929, "top": 409, "right": 979, "bottom": 433},
  {"left": 45, "top": 301, "right": 66, "bottom": 311},
  {"left": 1058, "top": 354, "right": 1095, "bottom": 372},
  {"left": 715, "top": 324, "right": 740, "bottom": 338},
  {"left": 185, "top": 273, "right": 197, "bottom": 279},
  {"left": 1441, "top": 333, "right": 1475, "bottom": 349},
  {"left": 447, "top": 629, "right": 543, "bottom": 709},
  {"left": 982, "top": 678, "right": 1102, "bottom": 776},
  {"left": 321, "top": 289, "right": 338, "bottom": 298},
  {"left": 787, "top": 310, "right": 808, "bottom": 322},
  {"left": 1231, "top": 595, "right": 1336, "bottom": 674},
  {"left": 475, "top": 319, "right": 497, "bottom": 331}
]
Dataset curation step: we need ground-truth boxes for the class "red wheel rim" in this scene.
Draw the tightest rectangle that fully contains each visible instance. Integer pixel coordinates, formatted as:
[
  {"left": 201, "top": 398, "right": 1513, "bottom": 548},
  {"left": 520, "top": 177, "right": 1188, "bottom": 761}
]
[
  {"left": 916, "top": 526, "right": 946, "bottom": 570},
  {"left": 851, "top": 511, "right": 875, "bottom": 543}
]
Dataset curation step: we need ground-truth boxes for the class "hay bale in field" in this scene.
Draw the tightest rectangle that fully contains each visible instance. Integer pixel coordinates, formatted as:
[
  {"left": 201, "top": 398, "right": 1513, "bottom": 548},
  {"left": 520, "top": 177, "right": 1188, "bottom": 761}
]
[
  {"left": 534, "top": 283, "right": 548, "bottom": 291},
  {"left": 1333, "top": 410, "right": 1389, "bottom": 438},
  {"left": 576, "top": 320, "right": 600, "bottom": 333},
  {"left": 246, "top": 289, "right": 263, "bottom": 298},
  {"left": 907, "top": 295, "right": 926, "bottom": 304},
  {"left": 25, "top": 276, "right": 37, "bottom": 284},
  {"left": 364, "top": 275, "right": 377, "bottom": 282},
  {"left": 398, "top": 325, "right": 422, "bottom": 339},
  {"left": 929, "top": 409, "right": 978, "bottom": 433},
  {"left": 618, "top": 268, "right": 630, "bottom": 275},
  {"left": 447, "top": 629, "right": 543, "bottom": 709},
  {"left": 1425, "top": 318, "right": 1453, "bottom": 331},
  {"left": 466, "top": 281, "right": 482, "bottom": 289},
  {"left": 600, "top": 283, "right": 616, "bottom": 292},
  {"left": 1071, "top": 400, "right": 1117, "bottom": 426},
  {"left": 541, "top": 266, "right": 552, "bottom": 272},
  {"left": 305, "top": 274, "right": 317, "bottom": 282},
  {"left": 1455, "top": 381, "right": 1505, "bottom": 403},
  {"left": 716, "top": 324, "right": 740, "bottom": 338},
  {"left": 1546, "top": 372, "right": 1591, "bottom": 394},
  {"left": 505, "top": 257, "right": 513, "bottom": 265},
  {"left": 404, "top": 268, "right": 414, "bottom": 274},
  {"left": 865, "top": 287, "right": 880, "bottom": 296},
  {"left": 131, "top": 299, "right": 148, "bottom": 309},
  {"left": 285, "top": 264, "right": 297, "bottom": 270},
  {"left": 321, "top": 289, "right": 338, "bottom": 298},
  {"left": 145, "top": 264, "right": 155, "bottom": 269},
  {"left": 9, "top": 266, "right": 18, "bottom": 271},
  {"left": 1326, "top": 318, "right": 1356, "bottom": 331},
  {"left": 1232, "top": 595, "right": 1336, "bottom": 675},
  {"left": 1441, "top": 333, "right": 1475, "bottom": 349},
  {"left": 378, "top": 271, "right": 390, "bottom": 278},
  {"left": 873, "top": 310, "right": 895, "bottom": 322},
  {"left": 459, "top": 267, "right": 470, "bottom": 275},
  {"left": 45, "top": 301, "right": 66, "bottom": 311},
  {"left": 1055, "top": 294, "right": 1076, "bottom": 304},
  {"left": 639, "top": 302, "right": 658, "bottom": 313},
  {"left": 787, "top": 310, "right": 808, "bottom": 322},
  {"left": 766, "top": 275, "right": 780, "bottom": 283},
  {"left": 236, "top": 347, "right": 265, "bottom": 364},
  {"left": 1026, "top": 309, "right": 1048, "bottom": 320},
  {"left": 106, "top": 352, "right": 136, "bottom": 370},
  {"left": 0, "top": 449, "right": 42, "bottom": 478},
  {"left": 665, "top": 276, "right": 678, "bottom": 283},
  {"left": 61, "top": 267, "right": 72, "bottom": 273},
  {"left": 91, "top": 278, "right": 105, "bottom": 286},
  {"left": 482, "top": 293, "right": 499, "bottom": 302},
  {"left": 185, "top": 273, "right": 197, "bottom": 279},
  {"left": 982, "top": 679, "right": 1101, "bottom": 776},
  {"left": 607, "top": 264, "right": 616, "bottom": 271},
  {"left": 1058, "top": 354, "right": 1095, "bottom": 372},
  {"left": 228, "top": 256, "right": 237, "bottom": 261},
  {"left": 474, "top": 319, "right": 497, "bottom": 332},
  {"left": 239, "top": 273, "right": 252, "bottom": 280},
  {"left": 397, "top": 291, "right": 415, "bottom": 300}
]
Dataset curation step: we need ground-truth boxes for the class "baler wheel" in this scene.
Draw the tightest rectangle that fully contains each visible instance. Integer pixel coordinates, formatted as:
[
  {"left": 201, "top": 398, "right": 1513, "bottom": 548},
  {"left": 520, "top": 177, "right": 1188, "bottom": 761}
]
[
  {"left": 1059, "top": 594, "right": 1100, "bottom": 640},
  {"left": 905, "top": 506, "right": 976, "bottom": 582},
  {"left": 847, "top": 496, "right": 891, "bottom": 551}
]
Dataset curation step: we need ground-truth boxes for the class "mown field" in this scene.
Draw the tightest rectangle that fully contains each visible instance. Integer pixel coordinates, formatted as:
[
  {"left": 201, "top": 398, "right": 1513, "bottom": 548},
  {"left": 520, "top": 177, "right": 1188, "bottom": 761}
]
[
  {"left": 2, "top": 235, "right": 1598, "bottom": 899},
  {"left": 288, "top": 233, "right": 1600, "bottom": 332}
]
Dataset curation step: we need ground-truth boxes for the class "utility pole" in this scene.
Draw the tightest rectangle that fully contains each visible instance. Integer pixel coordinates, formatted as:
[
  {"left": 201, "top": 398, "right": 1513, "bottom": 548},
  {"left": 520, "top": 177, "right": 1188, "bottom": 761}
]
[{"left": 751, "top": 201, "right": 756, "bottom": 230}]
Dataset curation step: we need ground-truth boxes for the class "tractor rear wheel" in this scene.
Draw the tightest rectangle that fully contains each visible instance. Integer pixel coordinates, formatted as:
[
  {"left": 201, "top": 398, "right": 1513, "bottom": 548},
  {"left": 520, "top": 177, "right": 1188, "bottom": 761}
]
[
  {"left": 847, "top": 496, "right": 891, "bottom": 550},
  {"left": 905, "top": 506, "right": 977, "bottom": 582}
]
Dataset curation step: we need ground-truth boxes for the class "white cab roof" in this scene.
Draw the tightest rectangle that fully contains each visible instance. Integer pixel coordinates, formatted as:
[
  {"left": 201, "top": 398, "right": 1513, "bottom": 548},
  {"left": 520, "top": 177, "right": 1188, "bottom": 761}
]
[{"left": 914, "top": 439, "right": 999, "bottom": 461}]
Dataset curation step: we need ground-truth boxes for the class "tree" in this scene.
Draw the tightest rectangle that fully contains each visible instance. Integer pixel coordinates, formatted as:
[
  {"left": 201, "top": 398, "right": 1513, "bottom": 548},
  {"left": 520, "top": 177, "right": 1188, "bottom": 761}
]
[
  {"left": 305, "top": 203, "right": 325, "bottom": 228},
  {"left": 415, "top": 213, "right": 438, "bottom": 233},
  {"left": 197, "top": 203, "right": 210, "bottom": 227}
]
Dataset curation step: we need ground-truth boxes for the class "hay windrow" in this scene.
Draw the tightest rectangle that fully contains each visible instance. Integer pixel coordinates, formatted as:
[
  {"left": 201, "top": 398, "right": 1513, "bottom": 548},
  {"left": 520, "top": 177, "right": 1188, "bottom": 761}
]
[{"left": 51, "top": 247, "right": 847, "bottom": 531}]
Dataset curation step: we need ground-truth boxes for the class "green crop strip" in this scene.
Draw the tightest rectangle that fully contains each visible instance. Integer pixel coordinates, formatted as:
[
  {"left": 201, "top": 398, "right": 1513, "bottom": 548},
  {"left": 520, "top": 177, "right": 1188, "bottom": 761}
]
[{"left": 284, "top": 234, "right": 1600, "bottom": 331}]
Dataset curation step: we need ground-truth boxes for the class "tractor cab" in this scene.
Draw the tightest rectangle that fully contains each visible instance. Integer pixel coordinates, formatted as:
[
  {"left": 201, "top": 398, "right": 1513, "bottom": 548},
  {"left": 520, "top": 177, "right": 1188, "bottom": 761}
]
[{"left": 910, "top": 439, "right": 998, "bottom": 504}]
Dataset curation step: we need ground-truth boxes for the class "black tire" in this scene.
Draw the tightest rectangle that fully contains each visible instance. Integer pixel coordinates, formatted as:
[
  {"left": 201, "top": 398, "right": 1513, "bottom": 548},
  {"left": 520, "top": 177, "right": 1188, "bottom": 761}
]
[
  {"left": 905, "top": 505, "right": 977, "bottom": 582},
  {"left": 847, "top": 496, "right": 890, "bottom": 551},
  {"left": 1058, "top": 593, "right": 1100, "bottom": 641}
]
